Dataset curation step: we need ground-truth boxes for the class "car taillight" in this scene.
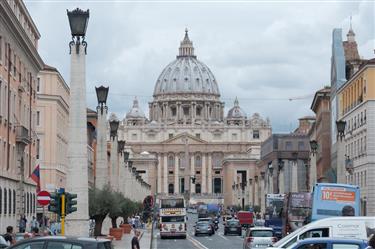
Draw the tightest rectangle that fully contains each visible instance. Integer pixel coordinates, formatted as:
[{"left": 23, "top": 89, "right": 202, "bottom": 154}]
[
  {"left": 272, "top": 237, "right": 278, "bottom": 243},
  {"left": 246, "top": 237, "right": 254, "bottom": 243}
]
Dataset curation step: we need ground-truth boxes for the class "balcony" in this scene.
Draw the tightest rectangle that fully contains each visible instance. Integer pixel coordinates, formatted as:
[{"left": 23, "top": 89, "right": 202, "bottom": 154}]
[{"left": 16, "top": 125, "right": 31, "bottom": 145}]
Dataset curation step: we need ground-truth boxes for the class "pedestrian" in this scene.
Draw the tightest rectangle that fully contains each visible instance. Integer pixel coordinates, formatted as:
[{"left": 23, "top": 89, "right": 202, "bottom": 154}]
[
  {"left": 19, "top": 215, "right": 27, "bottom": 233},
  {"left": 31, "top": 216, "right": 39, "bottom": 231},
  {"left": 131, "top": 229, "right": 141, "bottom": 249},
  {"left": 367, "top": 234, "right": 375, "bottom": 249},
  {"left": 31, "top": 227, "right": 40, "bottom": 237},
  {"left": 131, "top": 216, "right": 136, "bottom": 229},
  {"left": 3, "top": 226, "right": 15, "bottom": 246}
]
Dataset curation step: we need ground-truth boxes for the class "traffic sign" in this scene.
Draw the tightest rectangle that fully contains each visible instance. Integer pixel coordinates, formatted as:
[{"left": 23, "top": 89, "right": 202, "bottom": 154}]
[{"left": 37, "top": 191, "right": 51, "bottom": 206}]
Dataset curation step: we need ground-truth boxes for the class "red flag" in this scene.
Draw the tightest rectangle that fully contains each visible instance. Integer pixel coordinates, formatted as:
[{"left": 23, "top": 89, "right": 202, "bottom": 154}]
[{"left": 30, "top": 165, "right": 40, "bottom": 193}]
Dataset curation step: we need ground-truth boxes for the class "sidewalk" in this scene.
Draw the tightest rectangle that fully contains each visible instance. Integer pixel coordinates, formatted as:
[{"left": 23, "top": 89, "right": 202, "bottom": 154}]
[{"left": 112, "top": 229, "right": 151, "bottom": 249}]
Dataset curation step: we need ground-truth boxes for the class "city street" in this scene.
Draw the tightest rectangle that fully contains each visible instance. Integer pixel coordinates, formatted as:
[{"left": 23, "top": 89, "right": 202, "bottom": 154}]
[{"left": 153, "top": 214, "right": 244, "bottom": 249}]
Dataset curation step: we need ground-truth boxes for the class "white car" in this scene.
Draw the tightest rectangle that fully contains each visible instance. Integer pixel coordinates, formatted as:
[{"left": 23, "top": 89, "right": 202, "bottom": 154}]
[{"left": 243, "top": 227, "right": 276, "bottom": 249}]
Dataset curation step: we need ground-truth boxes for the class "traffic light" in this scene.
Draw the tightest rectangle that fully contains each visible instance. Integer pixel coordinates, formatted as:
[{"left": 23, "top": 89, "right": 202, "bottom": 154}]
[
  {"left": 65, "top": 192, "right": 77, "bottom": 214},
  {"left": 48, "top": 192, "right": 61, "bottom": 215}
]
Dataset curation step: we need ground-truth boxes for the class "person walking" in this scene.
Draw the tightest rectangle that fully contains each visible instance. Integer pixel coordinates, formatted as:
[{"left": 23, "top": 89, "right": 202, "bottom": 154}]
[
  {"left": 131, "top": 229, "right": 141, "bottom": 249},
  {"left": 19, "top": 215, "right": 27, "bottom": 233},
  {"left": 3, "top": 226, "right": 15, "bottom": 246},
  {"left": 30, "top": 216, "right": 39, "bottom": 231}
]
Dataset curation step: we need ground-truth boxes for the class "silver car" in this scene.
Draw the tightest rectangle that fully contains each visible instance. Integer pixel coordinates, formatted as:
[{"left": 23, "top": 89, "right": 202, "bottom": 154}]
[{"left": 243, "top": 227, "right": 276, "bottom": 249}]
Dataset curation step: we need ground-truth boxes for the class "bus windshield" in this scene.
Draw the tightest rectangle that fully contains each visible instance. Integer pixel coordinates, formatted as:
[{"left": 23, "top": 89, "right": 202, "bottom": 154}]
[
  {"left": 161, "top": 216, "right": 185, "bottom": 223},
  {"left": 160, "top": 199, "right": 184, "bottom": 208}
]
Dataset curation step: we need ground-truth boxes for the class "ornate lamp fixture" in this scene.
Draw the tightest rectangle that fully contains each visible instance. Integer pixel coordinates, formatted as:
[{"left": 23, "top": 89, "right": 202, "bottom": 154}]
[
  {"left": 336, "top": 120, "right": 346, "bottom": 141},
  {"left": 109, "top": 119, "right": 119, "bottom": 140},
  {"left": 67, "top": 8, "right": 89, "bottom": 54},
  {"left": 309, "top": 140, "right": 318, "bottom": 156},
  {"left": 95, "top": 86, "right": 109, "bottom": 114},
  {"left": 268, "top": 163, "right": 274, "bottom": 176},
  {"left": 249, "top": 178, "right": 253, "bottom": 185},
  {"left": 345, "top": 154, "right": 354, "bottom": 175},
  {"left": 124, "top": 151, "right": 130, "bottom": 162},
  {"left": 118, "top": 140, "right": 125, "bottom": 154},
  {"left": 278, "top": 159, "right": 284, "bottom": 171}
]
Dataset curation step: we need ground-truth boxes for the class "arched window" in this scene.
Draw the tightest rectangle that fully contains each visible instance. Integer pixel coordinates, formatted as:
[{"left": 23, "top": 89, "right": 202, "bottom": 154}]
[
  {"left": 168, "top": 155, "right": 175, "bottom": 168},
  {"left": 13, "top": 190, "right": 16, "bottom": 214},
  {"left": 4, "top": 188, "right": 7, "bottom": 215},
  {"left": 195, "top": 184, "right": 201, "bottom": 194},
  {"left": 8, "top": 189, "right": 11, "bottom": 214},
  {"left": 195, "top": 155, "right": 202, "bottom": 167},
  {"left": 168, "top": 184, "right": 174, "bottom": 194},
  {"left": 0, "top": 187, "right": 2, "bottom": 214}
]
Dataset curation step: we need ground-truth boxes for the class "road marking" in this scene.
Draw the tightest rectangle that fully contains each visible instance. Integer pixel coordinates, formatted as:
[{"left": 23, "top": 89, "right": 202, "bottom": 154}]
[
  {"left": 218, "top": 234, "right": 229, "bottom": 240},
  {"left": 187, "top": 235, "right": 209, "bottom": 249}
]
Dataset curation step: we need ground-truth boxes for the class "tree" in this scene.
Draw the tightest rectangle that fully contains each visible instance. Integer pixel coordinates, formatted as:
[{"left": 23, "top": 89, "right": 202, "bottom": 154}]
[
  {"left": 89, "top": 185, "right": 113, "bottom": 236},
  {"left": 108, "top": 191, "right": 123, "bottom": 228}
]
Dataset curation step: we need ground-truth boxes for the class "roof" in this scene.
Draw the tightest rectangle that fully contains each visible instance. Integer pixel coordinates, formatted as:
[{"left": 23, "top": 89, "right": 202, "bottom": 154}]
[
  {"left": 10, "top": 236, "right": 111, "bottom": 246},
  {"left": 296, "top": 238, "right": 367, "bottom": 243},
  {"left": 310, "top": 87, "right": 330, "bottom": 112},
  {"left": 43, "top": 64, "right": 58, "bottom": 72}
]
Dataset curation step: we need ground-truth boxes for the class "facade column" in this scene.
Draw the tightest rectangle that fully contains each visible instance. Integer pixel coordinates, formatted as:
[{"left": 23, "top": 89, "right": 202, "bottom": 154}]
[
  {"left": 207, "top": 154, "right": 212, "bottom": 193},
  {"left": 174, "top": 154, "right": 179, "bottom": 194},
  {"left": 66, "top": 42, "right": 89, "bottom": 236},
  {"left": 163, "top": 154, "right": 168, "bottom": 194},
  {"left": 291, "top": 160, "right": 298, "bottom": 192},
  {"left": 96, "top": 106, "right": 108, "bottom": 189},
  {"left": 260, "top": 174, "right": 266, "bottom": 213},
  {"left": 191, "top": 154, "right": 195, "bottom": 193},
  {"left": 202, "top": 154, "right": 207, "bottom": 193},
  {"left": 110, "top": 138, "right": 119, "bottom": 191},
  {"left": 249, "top": 179, "right": 253, "bottom": 207},
  {"left": 279, "top": 167, "right": 285, "bottom": 194},
  {"left": 157, "top": 154, "right": 162, "bottom": 194}
]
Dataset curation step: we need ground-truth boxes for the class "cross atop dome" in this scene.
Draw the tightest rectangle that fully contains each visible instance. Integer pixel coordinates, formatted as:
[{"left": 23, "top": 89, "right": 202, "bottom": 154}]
[
  {"left": 347, "top": 15, "right": 356, "bottom": 42},
  {"left": 178, "top": 28, "right": 195, "bottom": 58}
]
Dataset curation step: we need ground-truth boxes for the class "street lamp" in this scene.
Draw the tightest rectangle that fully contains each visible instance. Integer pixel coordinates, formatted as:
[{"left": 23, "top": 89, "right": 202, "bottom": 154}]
[
  {"left": 67, "top": 8, "right": 89, "bottom": 54},
  {"left": 345, "top": 154, "right": 354, "bottom": 175},
  {"left": 95, "top": 86, "right": 109, "bottom": 114},
  {"left": 309, "top": 140, "right": 318, "bottom": 156},
  {"left": 109, "top": 119, "right": 119, "bottom": 140},
  {"left": 118, "top": 140, "right": 125, "bottom": 154},
  {"left": 268, "top": 163, "right": 274, "bottom": 176},
  {"left": 124, "top": 151, "right": 130, "bottom": 162},
  {"left": 336, "top": 120, "right": 346, "bottom": 141}
]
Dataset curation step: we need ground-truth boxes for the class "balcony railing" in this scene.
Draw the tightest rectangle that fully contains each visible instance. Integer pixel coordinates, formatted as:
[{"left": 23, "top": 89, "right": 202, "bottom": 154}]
[{"left": 16, "top": 125, "right": 30, "bottom": 145}]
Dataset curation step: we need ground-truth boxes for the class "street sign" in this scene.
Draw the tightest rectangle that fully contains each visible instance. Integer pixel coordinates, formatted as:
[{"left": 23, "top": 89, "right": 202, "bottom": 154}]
[{"left": 37, "top": 191, "right": 51, "bottom": 206}]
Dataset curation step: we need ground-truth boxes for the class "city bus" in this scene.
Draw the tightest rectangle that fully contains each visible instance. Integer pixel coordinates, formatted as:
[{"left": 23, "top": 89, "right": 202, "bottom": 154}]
[
  {"left": 311, "top": 183, "right": 360, "bottom": 221},
  {"left": 264, "top": 194, "right": 285, "bottom": 238},
  {"left": 282, "top": 192, "right": 312, "bottom": 236},
  {"left": 159, "top": 197, "right": 187, "bottom": 239}
]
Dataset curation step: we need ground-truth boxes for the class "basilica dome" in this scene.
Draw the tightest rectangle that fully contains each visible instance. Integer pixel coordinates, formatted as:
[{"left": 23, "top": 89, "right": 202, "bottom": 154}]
[
  {"left": 227, "top": 97, "right": 246, "bottom": 119},
  {"left": 153, "top": 30, "right": 220, "bottom": 98}
]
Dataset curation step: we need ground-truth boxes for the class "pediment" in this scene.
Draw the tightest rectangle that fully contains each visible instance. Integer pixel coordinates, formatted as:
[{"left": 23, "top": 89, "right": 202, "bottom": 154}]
[{"left": 161, "top": 132, "right": 208, "bottom": 145}]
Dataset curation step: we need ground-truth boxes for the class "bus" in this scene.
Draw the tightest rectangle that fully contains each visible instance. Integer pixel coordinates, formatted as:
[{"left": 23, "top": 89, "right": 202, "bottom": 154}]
[
  {"left": 282, "top": 192, "right": 312, "bottom": 236},
  {"left": 311, "top": 183, "right": 360, "bottom": 222},
  {"left": 264, "top": 194, "right": 285, "bottom": 238},
  {"left": 159, "top": 197, "right": 187, "bottom": 239}
]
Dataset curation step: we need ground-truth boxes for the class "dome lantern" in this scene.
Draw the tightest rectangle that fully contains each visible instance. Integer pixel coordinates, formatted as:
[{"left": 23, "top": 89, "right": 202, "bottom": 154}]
[{"left": 178, "top": 28, "right": 195, "bottom": 58}]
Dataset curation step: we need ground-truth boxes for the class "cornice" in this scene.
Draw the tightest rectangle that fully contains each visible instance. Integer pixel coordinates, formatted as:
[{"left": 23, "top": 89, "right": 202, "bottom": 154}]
[{"left": 37, "top": 94, "right": 69, "bottom": 113}]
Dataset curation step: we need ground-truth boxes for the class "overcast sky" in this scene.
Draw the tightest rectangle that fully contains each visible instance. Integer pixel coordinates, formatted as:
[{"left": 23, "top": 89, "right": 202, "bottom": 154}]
[{"left": 25, "top": 0, "right": 374, "bottom": 133}]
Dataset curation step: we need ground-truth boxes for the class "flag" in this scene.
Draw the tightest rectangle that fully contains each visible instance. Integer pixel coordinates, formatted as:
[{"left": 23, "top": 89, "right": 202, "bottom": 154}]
[{"left": 30, "top": 165, "right": 40, "bottom": 193}]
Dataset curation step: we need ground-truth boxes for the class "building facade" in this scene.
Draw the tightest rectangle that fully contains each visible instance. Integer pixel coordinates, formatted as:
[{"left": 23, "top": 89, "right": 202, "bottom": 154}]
[
  {"left": 337, "top": 58, "right": 375, "bottom": 216},
  {"left": 36, "top": 65, "right": 69, "bottom": 193},
  {"left": 118, "top": 31, "right": 271, "bottom": 207},
  {"left": 0, "top": 0, "right": 43, "bottom": 231}
]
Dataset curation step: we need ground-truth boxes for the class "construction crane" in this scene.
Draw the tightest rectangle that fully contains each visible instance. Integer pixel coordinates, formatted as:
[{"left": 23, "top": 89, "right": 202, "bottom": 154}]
[{"left": 288, "top": 94, "right": 314, "bottom": 101}]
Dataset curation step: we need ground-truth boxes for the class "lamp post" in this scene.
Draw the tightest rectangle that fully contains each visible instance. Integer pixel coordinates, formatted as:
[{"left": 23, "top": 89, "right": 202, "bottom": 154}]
[
  {"left": 66, "top": 7, "right": 90, "bottom": 236},
  {"left": 109, "top": 114, "right": 120, "bottom": 190},
  {"left": 95, "top": 86, "right": 109, "bottom": 189},
  {"left": 336, "top": 120, "right": 346, "bottom": 141},
  {"left": 309, "top": 140, "right": 318, "bottom": 156}
]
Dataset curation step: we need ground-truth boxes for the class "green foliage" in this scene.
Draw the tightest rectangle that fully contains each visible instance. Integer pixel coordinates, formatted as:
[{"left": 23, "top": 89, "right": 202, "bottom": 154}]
[
  {"left": 108, "top": 191, "right": 123, "bottom": 219},
  {"left": 89, "top": 184, "right": 113, "bottom": 218},
  {"left": 253, "top": 205, "right": 261, "bottom": 213}
]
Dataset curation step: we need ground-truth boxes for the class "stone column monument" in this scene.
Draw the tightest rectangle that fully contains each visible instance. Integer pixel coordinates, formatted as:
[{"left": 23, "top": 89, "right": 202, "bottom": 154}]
[{"left": 65, "top": 8, "right": 90, "bottom": 236}]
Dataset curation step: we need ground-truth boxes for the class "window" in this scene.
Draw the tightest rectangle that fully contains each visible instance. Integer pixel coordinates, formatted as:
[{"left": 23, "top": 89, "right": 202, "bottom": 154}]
[
  {"left": 46, "top": 242, "right": 82, "bottom": 249},
  {"left": 196, "top": 171, "right": 200, "bottom": 175},
  {"left": 332, "top": 244, "right": 359, "bottom": 249},
  {"left": 168, "top": 170, "right": 173, "bottom": 175},
  {"left": 180, "top": 178, "right": 185, "bottom": 193},
  {"left": 0, "top": 36, "right": 2, "bottom": 62},
  {"left": 168, "top": 155, "right": 175, "bottom": 168},
  {"left": 215, "top": 171, "right": 220, "bottom": 174},
  {"left": 214, "top": 178, "right": 222, "bottom": 193},
  {"left": 214, "top": 134, "right": 221, "bottom": 140},
  {"left": 195, "top": 184, "right": 201, "bottom": 194},
  {"left": 196, "top": 107, "right": 201, "bottom": 116},
  {"left": 36, "top": 111, "right": 40, "bottom": 126},
  {"left": 131, "top": 134, "right": 137, "bottom": 140},
  {"left": 195, "top": 133, "right": 200, "bottom": 139},
  {"left": 299, "top": 228, "right": 329, "bottom": 240},
  {"left": 171, "top": 107, "right": 176, "bottom": 116},
  {"left": 12, "top": 241, "right": 45, "bottom": 249},
  {"left": 232, "top": 133, "right": 238, "bottom": 140},
  {"left": 298, "top": 141, "right": 305, "bottom": 150},
  {"left": 285, "top": 141, "right": 293, "bottom": 150},
  {"left": 32, "top": 194, "right": 35, "bottom": 214},
  {"left": 0, "top": 188, "right": 2, "bottom": 214},
  {"left": 168, "top": 184, "right": 174, "bottom": 194},
  {"left": 169, "top": 133, "right": 173, "bottom": 139},
  {"left": 36, "top": 77, "right": 40, "bottom": 92},
  {"left": 8, "top": 189, "right": 11, "bottom": 214},
  {"left": 253, "top": 130, "right": 260, "bottom": 139},
  {"left": 195, "top": 155, "right": 202, "bottom": 167},
  {"left": 161, "top": 216, "right": 185, "bottom": 223},
  {"left": 36, "top": 139, "right": 40, "bottom": 159},
  {"left": 13, "top": 190, "right": 16, "bottom": 214},
  {"left": 296, "top": 243, "right": 327, "bottom": 249},
  {"left": 183, "top": 107, "right": 189, "bottom": 116}
]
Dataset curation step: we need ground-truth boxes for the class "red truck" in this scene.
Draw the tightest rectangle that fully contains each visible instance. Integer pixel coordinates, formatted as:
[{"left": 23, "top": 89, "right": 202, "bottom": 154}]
[{"left": 237, "top": 211, "right": 254, "bottom": 228}]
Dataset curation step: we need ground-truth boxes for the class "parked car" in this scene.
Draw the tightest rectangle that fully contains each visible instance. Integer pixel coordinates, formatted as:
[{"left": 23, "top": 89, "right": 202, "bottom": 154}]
[
  {"left": 0, "top": 236, "right": 8, "bottom": 249},
  {"left": 243, "top": 227, "right": 276, "bottom": 249},
  {"left": 7, "top": 236, "right": 113, "bottom": 249},
  {"left": 224, "top": 219, "right": 242, "bottom": 236},
  {"left": 194, "top": 221, "right": 213, "bottom": 236},
  {"left": 285, "top": 238, "right": 369, "bottom": 249},
  {"left": 197, "top": 217, "right": 216, "bottom": 233}
]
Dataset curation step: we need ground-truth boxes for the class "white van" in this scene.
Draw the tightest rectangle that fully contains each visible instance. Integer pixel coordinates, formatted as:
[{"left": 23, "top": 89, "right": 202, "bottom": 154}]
[{"left": 271, "top": 217, "right": 375, "bottom": 248}]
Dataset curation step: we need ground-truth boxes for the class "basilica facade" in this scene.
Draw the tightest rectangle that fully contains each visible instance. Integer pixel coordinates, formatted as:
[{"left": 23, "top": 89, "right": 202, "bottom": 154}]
[{"left": 116, "top": 30, "right": 272, "bottom": 207}]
